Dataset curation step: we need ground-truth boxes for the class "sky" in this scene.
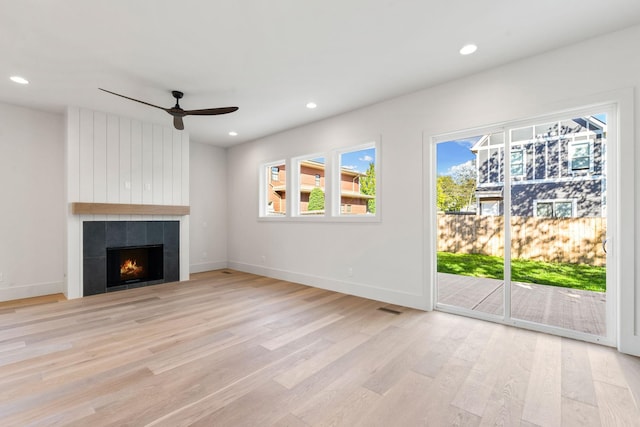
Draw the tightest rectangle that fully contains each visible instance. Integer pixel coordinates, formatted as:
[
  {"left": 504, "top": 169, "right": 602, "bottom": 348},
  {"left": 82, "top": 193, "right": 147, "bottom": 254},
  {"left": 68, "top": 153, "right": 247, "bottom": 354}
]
[
  {"left": 436, "top": 136, "right": 480, "bottom": 175},
  {"left": 340, "top": 147, "right": 376, "bottom": 173}
]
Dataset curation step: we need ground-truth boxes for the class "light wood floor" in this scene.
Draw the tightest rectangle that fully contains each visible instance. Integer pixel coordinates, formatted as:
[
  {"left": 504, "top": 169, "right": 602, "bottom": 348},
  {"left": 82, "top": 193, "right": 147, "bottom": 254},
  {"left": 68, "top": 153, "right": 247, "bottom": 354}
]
[{"left": 0, "top": 270, "right": 638, "bottom": 426}]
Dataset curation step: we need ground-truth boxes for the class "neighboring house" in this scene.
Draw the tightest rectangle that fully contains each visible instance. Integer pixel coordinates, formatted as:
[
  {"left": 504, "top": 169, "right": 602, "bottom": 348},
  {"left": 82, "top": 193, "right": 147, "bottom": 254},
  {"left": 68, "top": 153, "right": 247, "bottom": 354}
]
[
  {"left": 268, "top": 160, "right": 374, "bottom": 215},
  {"left": 472, "top": 116, "right": 606, "bottom": 217}
]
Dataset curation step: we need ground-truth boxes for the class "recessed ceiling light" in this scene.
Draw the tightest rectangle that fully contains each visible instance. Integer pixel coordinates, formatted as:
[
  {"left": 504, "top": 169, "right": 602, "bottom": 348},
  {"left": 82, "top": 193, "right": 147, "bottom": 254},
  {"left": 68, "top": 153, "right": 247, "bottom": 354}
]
[
  {"left": 306, "top": 102, "right": 317, "bottom": 109},
  {"left": 10, "top": 76, "right": 29, "bottom": 85},
  {"left": 459, "top": 44, "right": 478, "bottom": 56},
  {"left": 228, "top": 131, "right": 238, "bottom": 136}
]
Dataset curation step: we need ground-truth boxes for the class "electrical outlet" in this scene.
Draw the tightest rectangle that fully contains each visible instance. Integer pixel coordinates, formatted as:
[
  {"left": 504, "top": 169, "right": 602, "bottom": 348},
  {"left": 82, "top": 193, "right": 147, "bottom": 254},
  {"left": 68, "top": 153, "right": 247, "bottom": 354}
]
[
  {"left": 348, "top": 267, "right": 353, "bottom": 277},
  {"left": 261, "top": 255, "right": 266, "bottom": 265},
  {"left": 0, "top": 272, "right": 3, "bottom": 282},
  {"left": 202, "top": 251, "right": 207, "bottom": 259}
]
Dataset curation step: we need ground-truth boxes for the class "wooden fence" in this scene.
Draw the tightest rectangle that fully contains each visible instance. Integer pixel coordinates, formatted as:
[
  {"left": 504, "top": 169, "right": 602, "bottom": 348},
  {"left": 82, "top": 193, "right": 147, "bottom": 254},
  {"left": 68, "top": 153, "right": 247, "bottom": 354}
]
[{"left": 437, "top": 214, "right": 606, "bottom": 266}]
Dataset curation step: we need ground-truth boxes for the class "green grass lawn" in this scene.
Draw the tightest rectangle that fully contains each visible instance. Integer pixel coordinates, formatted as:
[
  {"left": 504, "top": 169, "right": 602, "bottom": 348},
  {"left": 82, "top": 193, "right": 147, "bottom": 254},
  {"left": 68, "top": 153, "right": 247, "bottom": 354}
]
[{"left": 437, "top": 252, "right": 605, "bottom": 292}]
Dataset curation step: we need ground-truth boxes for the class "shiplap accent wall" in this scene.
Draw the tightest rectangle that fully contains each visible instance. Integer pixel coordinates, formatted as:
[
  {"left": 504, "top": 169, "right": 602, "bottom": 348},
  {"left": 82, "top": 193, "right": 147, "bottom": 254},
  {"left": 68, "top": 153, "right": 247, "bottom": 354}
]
[{"left": 65, "top": 107, "right": 190, "bottom": 299}]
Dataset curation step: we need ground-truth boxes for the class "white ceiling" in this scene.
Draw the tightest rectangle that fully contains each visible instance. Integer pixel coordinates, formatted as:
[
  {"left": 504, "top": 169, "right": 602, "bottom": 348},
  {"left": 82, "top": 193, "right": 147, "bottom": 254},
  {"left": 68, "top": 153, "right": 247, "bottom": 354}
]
[{"left": 2, "top": 0, "right": 640, "bottom": 147}]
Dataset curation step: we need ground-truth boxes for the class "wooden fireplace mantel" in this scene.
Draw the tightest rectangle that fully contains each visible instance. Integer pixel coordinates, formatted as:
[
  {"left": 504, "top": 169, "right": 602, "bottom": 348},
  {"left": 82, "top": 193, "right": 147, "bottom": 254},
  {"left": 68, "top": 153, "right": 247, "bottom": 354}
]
[{"left": 71, "top": 202, "right": 190, "bottom": 216}]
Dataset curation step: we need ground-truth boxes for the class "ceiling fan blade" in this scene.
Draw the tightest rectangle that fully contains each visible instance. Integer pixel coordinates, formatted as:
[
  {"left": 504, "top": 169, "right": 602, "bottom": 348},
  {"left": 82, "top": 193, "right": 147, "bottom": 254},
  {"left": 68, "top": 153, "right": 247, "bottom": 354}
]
[
  {"left": 99, "top": 88, "right": 168, "bottom": 111},
  {"left": 183, "top": 106, "right": 239, "bottom": 116},
  {"left": 173, "top": 116, "right": 184, "bottom": 130}
]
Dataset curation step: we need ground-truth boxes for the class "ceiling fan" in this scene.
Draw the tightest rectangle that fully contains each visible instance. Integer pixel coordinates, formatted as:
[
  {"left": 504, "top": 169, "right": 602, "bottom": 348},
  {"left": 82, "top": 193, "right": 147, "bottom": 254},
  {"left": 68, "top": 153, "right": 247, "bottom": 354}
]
[{"left": 99, "top": 88, "right": 238, "bottom": 131}]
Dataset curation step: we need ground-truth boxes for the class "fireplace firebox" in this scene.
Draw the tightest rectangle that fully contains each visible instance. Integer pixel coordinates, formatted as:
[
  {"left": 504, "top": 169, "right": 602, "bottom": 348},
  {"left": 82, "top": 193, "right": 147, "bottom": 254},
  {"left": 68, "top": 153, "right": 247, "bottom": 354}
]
[
  {"left": 83, "top": 221, "right": 179, "bottom": 296},
  {"left": 106, "top": 245, "right": 164, "bottom": 287}
]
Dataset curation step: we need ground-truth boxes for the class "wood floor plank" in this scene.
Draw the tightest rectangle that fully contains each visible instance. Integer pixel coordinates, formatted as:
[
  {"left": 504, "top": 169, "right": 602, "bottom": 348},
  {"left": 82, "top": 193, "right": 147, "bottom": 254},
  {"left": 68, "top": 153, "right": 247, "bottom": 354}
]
[
  {"left": 562, "top": 337, "right": 598, "bottom": 406},
  {"left": 272, "top": 413, "right": 309, "bottom": 427},
  {"left": 618, "top": 352, "right": 640, "bottom": 409},
  {"left": 354, "top": 371, "right": 432, "bottom": 426},
  {"left": 594, "top": 380, "right": 640, "bottom": 426},
  {"left": 314, "top": 386, "right": 380, "bottom": 426},
  {"left": 261, "top": 313, "right": 345, "bottom": 351},
  {"left": 0, "top": 293, "right": 66, "bottom": 310},
  {"left": 274, "top": 332, "right": 370, "bottom": 389},
  {"left": 522, "top": 333, "right": 563, "bottom": 427},
  {"left": 478, "top": 327, "right": 537, "bottom": 427},
  {"left": 561, "top": 397, "right": 601, "bottom": 427},
  {"left": 0, "top": 269, "right": 636, "bottom": 426},
  {"left": 450, "top": 326, "right": 507, "bottom": 417},
  {"left": 588, "top": 344, "right": 629, "bottom": 388},
  {"left": 413, "top": 356, "right": 476, "bottom": 425}
]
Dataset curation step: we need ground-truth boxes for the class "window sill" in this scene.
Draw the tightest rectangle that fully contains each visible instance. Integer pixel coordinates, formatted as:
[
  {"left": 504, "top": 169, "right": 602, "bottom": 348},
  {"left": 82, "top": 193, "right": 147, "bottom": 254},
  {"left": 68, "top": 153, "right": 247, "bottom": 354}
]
[{"left": 258, "top": 215, "right": 380, "bottom": 223}]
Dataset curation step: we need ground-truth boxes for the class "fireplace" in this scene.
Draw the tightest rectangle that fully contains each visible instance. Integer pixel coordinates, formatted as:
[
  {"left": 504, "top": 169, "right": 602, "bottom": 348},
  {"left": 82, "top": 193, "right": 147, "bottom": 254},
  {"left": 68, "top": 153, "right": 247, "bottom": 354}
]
[
  {"left": 83, "top": 221, "right": 179, "bottom": 296},
  {"left": 106, "top": 245, "right": 164, "bottom": 287}
]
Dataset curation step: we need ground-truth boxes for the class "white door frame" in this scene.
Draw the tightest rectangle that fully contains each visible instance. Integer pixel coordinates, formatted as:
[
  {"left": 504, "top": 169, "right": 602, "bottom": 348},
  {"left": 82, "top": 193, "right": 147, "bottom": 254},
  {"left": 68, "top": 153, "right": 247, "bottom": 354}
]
[{"left": 427, "top": 103, "right": 618, "bottom": 347}]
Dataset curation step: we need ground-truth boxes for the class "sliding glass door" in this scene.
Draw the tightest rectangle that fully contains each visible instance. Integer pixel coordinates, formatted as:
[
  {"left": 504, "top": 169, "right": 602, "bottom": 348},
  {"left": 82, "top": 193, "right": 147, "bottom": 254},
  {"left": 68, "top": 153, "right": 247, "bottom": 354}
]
[{"left": 434, "top": 107, "right": 614, "bottom": 343}]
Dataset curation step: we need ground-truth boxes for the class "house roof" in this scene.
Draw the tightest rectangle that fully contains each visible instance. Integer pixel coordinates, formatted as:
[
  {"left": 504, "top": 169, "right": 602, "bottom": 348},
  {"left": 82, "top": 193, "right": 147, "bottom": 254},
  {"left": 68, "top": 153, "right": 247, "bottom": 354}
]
[{"left": 1, "top": 1, "right": 639, "bottom": 146}]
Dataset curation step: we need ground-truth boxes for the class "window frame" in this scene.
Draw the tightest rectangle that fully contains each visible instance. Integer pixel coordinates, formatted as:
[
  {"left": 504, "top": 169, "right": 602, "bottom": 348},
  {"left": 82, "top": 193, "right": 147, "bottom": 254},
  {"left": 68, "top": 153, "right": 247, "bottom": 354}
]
[
  {"left": 259, "top": 160, "right": 288, "bottom": 218},
  {"left": 569, "top": 140, "right": 593, "bottom": 172},
  {"left": 258, "top": 138, "right": 380, "bottom": 222},
  {"left": 510, "top": 148, "right": 525, "bottom": 177},
  {"left": 334, "top": 141, "right": 379, "bottom": 218},
  {"left": 271, "top": 166, "right": 280, "bottom": 182},
  {"left": 533, "top": 198, "right": 577, "bottom": 218},
  {"left": 293, "top": 153, "right": 327, "bottom": 217}
]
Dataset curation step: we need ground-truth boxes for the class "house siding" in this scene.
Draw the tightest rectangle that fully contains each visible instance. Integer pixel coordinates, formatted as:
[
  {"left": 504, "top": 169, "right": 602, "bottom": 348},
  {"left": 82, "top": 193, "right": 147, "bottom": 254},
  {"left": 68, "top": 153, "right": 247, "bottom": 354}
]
[
  {"left": 511, "top": 180, "right": 603, "bottom": 217},
  {"left": 475, "top": 117, "right": 606, "bottom": 218}
]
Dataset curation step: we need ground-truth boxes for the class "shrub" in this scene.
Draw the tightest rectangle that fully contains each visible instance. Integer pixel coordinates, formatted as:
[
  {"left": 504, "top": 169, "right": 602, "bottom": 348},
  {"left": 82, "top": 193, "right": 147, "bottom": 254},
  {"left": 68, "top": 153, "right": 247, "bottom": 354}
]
[{"left": 308, "top": 187, "right": 325, "bottom": 211}]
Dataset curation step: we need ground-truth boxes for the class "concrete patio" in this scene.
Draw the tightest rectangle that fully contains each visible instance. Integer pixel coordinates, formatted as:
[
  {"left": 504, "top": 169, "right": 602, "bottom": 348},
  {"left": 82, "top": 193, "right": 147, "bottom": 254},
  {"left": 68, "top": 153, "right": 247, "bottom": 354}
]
[{"left": 437, "top": 272, "right": 606, "bottom": 336}]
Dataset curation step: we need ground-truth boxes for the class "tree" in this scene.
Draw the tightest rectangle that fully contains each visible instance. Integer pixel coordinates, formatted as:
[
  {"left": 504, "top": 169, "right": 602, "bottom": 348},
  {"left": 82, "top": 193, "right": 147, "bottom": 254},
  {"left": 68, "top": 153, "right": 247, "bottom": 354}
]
[
  {"left": 450, "top": 160, "right": 477, "bottom": 210},
  {"left": 308, "top": 187, "right": 325, "bottom": 211},
  {"left": 437, "top": 160, "right": 477, "bottom": 212},
  {"left": 360, "top": 162, "right": 376, "bottom": 213},
  {"left": 437, "top": 175, "right": 462, "bottom": 211}
]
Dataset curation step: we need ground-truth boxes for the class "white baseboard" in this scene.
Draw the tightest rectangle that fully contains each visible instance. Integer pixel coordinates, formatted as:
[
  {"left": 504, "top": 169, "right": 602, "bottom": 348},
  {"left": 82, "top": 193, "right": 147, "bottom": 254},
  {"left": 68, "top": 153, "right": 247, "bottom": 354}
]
[
  {"left": 0, "top": 281, "right": 64, "bottom": 302},
  {"left": 227, "top": 261, "right": 428, "bottom": 310},
  {"left": 190, "top": 260, "right": 228, "bottom": 274}
]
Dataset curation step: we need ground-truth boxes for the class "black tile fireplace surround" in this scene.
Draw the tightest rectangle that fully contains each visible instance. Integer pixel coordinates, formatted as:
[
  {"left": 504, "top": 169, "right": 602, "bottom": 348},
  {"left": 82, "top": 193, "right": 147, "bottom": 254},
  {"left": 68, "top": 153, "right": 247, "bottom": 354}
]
[{"left": 83, "top": 221, "right": 179, "bottom": 296}]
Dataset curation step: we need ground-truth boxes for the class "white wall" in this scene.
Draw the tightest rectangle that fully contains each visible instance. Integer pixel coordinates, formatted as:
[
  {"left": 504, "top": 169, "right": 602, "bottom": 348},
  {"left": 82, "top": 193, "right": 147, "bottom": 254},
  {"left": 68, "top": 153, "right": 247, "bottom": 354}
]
[
  {"left": 189, "top": 141, "right": 228, "bottom": 273},
  {"left": 0, "top": 103, "right": 65, "bottom": 301},
  {"left": 66, "top": 108, "right": 190, "bottom": 299},
  {"left": 226, "top": 25, "right": 640, "bottom": 355}
]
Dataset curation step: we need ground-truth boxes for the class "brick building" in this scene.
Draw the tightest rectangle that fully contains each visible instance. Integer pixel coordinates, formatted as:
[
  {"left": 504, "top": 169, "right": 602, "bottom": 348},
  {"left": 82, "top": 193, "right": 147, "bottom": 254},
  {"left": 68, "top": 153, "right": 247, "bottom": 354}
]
[{"left": 268, "top": 160, "right": 374, "bottom": 215}]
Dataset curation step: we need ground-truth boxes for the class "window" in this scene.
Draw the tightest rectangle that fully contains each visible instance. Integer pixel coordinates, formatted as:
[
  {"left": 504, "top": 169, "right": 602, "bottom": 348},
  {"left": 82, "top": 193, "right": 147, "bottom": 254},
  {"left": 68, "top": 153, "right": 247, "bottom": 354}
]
[
  {"left": 261, "top": 161, "right": 286, "bottom": 216},
  {"left": 259, "top": 139, "right": 379, "bottom": 221},
  {"left": 535, "top": 199, "right": 575, "bottom": 218},
  {"left": 536, "top": 202, "right": 553, "bottom": 217},
  {"left": 555, "top": 201, "right": 573, "bottom": 217},
  {"left": 338, "top": 145, "right": 376, "bottom": 216},
  {"left": 511, "top": 149, "right": 524, "bottom": 176},
  {"left": 570, "top": 141, "right": 591, "bottom": 171},
  {"left": 297, "top": 156, "right": 325, "bottom": 216},
  {"left": 480, "top": 200, "right": 500, "bottom": 216}
]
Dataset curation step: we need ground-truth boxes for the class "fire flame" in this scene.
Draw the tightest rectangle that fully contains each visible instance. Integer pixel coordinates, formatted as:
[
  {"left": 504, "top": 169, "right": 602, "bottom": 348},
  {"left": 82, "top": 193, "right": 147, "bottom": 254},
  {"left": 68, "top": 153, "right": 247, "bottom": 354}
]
[{"left": 121, "top": 259, "right": 144, "bottom": 277}]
